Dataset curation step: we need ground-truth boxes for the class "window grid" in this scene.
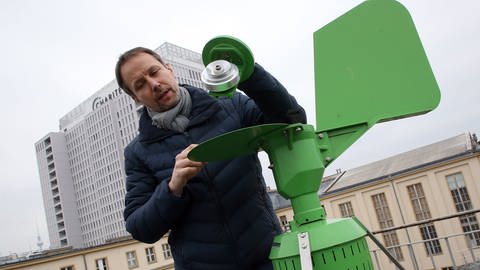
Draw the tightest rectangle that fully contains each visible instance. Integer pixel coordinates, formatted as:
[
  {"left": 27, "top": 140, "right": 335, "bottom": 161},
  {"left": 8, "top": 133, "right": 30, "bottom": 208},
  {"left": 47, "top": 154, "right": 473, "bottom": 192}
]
[
  {"left": 95, "top": 258, "right": 108, "bottom": 270},
  {"left": 339, "top": 201, "right": 355, "bottom": 217},
  {"left": 162, "top": 243, "right": 172, "bottom": 260},
  {"left": 419, "top": 224, "right": 442, "bottom": 255},
  {"left": 372, "top": 193, "right": 404, "bottom": 261},
  {"left": 145, "top": 247, "right": 157, "bottom": 263},
  {"left": 383, "top": 231, "right": 404, "bottom": 261},
  {"left": 407, "top": 183, "right": 442, "bottom": 255},
  {"left": 447, "top": 173, "right": 472, "bottom": 212},
  {"left": 279, "top": 215, "right": 290, "bottom": 232},
  {"left": 446, "top": 173, "right": 480, "bottom": 247},
  {"left": 460, "top": 214, "right": 480, "bottom": 247},
  {"left": 126, "top": 251, "right": 138, "bottom": 269}
]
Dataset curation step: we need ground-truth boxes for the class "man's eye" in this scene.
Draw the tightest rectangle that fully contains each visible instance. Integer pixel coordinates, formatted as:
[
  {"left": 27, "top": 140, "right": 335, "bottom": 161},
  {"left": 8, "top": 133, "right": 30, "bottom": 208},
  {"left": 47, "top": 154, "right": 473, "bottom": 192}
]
[
  {"left": 134, "top": 81, "right": 145, "bottom": 90},
  {"left": 150, "top": 67, "right": 160, "bottom": 76}
]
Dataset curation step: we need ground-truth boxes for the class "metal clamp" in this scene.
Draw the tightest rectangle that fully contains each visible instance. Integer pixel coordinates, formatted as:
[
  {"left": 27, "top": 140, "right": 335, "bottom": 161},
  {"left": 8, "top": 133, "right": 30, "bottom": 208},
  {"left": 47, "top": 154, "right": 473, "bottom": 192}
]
[{"left": 298, "top": 232, "right": 313, "bottom": 270}]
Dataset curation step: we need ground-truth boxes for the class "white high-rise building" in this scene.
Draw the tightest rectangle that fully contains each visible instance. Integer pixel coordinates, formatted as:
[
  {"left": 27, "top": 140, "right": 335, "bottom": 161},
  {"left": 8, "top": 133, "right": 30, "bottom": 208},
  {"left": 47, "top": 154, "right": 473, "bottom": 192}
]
[{"left": 35, "top": 42, "right": 204, "bottom": 249}]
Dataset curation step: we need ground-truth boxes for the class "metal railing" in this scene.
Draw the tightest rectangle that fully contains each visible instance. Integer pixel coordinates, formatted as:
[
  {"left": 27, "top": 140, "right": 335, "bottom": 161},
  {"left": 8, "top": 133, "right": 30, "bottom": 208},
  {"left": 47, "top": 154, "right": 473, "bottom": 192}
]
[{"left": 370, "top": 229, "right": 480, "bottom": 270}]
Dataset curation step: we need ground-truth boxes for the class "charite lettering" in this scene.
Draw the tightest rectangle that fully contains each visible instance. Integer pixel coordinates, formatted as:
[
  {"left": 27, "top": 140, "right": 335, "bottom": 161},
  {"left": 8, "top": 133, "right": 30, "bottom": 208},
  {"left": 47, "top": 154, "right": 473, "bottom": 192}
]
[{"left": 91, "top": 88, "right": 123, "bottom": 110}]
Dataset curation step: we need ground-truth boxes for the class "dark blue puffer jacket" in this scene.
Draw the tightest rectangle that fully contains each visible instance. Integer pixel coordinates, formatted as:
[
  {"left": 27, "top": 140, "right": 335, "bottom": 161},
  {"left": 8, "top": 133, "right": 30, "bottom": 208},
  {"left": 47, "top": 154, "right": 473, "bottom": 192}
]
[{"left": 123, "top": 64, "right": 306, "bottom": 270}]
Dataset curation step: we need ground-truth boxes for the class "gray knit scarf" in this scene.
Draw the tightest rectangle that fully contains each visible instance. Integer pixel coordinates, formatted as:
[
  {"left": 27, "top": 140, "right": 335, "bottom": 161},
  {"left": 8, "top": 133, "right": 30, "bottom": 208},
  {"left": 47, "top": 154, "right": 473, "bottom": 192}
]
[{"left": 147, "top": 86, "right": 192, "bottom": 132}]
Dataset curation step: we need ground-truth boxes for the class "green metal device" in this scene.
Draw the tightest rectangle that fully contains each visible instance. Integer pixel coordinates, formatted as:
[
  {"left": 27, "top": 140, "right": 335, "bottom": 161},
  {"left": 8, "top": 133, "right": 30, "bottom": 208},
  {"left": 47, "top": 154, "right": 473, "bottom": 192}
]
[
  {"left": 200, "top": 35, "right": 255, "bottom": 98},
  {"left": 190, "top": 0, "right": 440, "bottom": 269}
]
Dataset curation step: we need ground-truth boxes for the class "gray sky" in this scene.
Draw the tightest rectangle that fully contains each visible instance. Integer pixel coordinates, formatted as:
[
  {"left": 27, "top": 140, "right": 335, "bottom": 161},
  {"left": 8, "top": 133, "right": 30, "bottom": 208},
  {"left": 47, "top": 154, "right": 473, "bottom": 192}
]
[{"left": 0, "top": 0, "right": 478, "bottom": 255}]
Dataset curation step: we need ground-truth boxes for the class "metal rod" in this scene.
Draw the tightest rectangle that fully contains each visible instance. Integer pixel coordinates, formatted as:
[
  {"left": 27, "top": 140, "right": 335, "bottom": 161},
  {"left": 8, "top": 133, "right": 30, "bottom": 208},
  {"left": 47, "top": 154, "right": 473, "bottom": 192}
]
[
  {"left": 372, "top": 209, "right": 480, "bottom": 234},
  {"left": 352, "top": 217, "right": 405, "bottom": 270},
  {"left": 444, "top": 237, "right": 458, "bottom": 270},
  {"left": 373, "top": 250, "right": 381, "bottom": 270},
  {"left": 428, "top": 243, "right": 437, "bottom": 270},
  {"left": 391, "top": 178, "right": 419, "bottom": 269},
  {"left": 466, "top": 234, "right": 476, "bottom": 262},
  {"left": 407, "top": 243, "right": 419, "bottom": 270}
]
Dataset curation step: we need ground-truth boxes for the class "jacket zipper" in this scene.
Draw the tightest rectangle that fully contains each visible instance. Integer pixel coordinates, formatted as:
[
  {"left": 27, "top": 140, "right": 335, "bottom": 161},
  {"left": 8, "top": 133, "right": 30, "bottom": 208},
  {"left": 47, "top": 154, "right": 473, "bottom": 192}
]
[
  {"left": 202, "top": 166, "right": 241, "bottom": 267},
  {"left": 185, "top": 130, "right": 241, "bottom": 267}
]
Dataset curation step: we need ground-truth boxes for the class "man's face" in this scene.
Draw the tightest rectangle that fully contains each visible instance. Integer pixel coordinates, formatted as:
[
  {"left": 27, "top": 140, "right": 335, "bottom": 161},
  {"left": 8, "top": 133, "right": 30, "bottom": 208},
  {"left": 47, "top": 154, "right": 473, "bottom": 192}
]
[{"left": 120, "top": 52, "right": 180, "bottom": 112}]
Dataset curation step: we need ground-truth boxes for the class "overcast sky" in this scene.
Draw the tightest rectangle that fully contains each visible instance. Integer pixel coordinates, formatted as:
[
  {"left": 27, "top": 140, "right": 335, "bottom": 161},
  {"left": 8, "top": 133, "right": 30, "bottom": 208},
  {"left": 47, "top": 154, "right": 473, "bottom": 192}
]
[{"left": 0, "top": 0, "right": 478, "bottom": 256}]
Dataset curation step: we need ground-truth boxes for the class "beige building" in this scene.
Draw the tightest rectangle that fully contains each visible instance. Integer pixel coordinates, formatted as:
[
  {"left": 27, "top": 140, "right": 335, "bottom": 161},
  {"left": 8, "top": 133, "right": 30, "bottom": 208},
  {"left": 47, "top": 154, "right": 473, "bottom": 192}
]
[
  {"left": 0, "top": 236, "right": 174, "bottom": 270},
  {"left": 3, "top": 132, "right": 479, "bottom": 270}
]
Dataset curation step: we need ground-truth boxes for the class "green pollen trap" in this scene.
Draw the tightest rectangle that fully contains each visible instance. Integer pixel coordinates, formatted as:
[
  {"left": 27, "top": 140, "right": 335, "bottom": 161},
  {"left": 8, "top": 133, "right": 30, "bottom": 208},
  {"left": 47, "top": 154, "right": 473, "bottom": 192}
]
[{"left": 189, "top": 0, "right": 440, "bottom": 269}]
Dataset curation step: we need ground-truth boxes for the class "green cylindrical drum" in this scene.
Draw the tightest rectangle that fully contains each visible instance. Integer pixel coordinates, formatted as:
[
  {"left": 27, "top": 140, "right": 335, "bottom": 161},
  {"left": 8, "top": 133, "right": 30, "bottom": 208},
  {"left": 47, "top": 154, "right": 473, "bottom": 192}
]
[{"left": 270, "top": 218, "right": 374, "bottom": 270}]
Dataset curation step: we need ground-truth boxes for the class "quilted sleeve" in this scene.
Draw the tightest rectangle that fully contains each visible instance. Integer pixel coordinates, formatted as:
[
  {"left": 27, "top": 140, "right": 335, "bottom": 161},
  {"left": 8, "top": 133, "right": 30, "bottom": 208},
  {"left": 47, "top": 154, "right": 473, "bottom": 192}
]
[
  {"left": 236, "top": 63, "right": 306, "bottom": 125},
  {"left": 123, "top": 145, "right": 190, "bottom": 243}
]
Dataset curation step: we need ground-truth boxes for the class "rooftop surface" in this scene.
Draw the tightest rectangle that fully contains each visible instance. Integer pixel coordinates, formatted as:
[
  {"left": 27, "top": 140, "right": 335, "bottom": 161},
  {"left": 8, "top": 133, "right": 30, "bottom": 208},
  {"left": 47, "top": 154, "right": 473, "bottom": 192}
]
[{"left": 324, "top": 132, "right": 478, "bottom": 194}]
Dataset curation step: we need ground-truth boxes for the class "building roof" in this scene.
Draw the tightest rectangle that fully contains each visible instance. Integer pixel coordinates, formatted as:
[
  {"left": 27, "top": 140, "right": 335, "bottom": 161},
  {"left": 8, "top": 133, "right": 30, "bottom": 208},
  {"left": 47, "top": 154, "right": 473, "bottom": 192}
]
[
  {"left": 267, "top": 189, "right": 291, "bottom": 210},
  {"left": 323, "top": 132, "right": 479, "bottom": 195},
  {"left": 0, "top": 237, "right": 136, "bottom": 268}
]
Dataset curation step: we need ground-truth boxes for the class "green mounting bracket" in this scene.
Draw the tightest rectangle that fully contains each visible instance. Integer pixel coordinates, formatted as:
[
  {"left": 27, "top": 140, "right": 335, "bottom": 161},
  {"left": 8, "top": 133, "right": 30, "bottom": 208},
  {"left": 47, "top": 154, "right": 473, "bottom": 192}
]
[
  {"left": 189, "top": 123, "right": 327, "bottom": 226},
  {"left": 190, "top": 0, "right": 438, "bottom": 269}
]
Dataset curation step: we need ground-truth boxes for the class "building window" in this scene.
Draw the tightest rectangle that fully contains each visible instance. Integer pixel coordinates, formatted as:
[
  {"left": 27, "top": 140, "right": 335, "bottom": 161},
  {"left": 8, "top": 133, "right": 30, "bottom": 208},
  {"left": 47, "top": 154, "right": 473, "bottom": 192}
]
[
  {"left": 126, "top": 251, "right": 138, "bottom": 268},
  {"left": 408, "top": 183, "right": 431, "bottom": 221},
  {"left": 339, "top": 201, "right": 355, "bottom": 217},
  {"left": 459, "top": 214, "right": 480, "bottom": 247},
  {"left": 48, "top": 162, "right": 55, "bottom": 171},
  {"left": 371, "top": 193, "right": 404, "bottom": 261},
  {"left": 145, "top": 247, "right": 157, "bottom": 264},
  {"left": 60, "top": 239, "right": 68, "bottom": 246},
  {"left": 446, "top": 173, "right": 480, "bottom": 247},
  {"left": 162, "top": 243, "right": 172, "bottom": 260},
  {"left": 60, "top": 266, "right": 74, "bottom": 270},
  {"left": 382, "top": 231, "right": 403, "bottom": 261},
  {"left": 447, "top": 173, "right": 472, "bottom": 212},
  {"left": 407, "top": 183, "right": 442, "bottom": 255},
  {"left": 279, "top": 215, "right": 290, "bottom": 232},
  {"left": 419, "top": 224, "right": 442, "bottom": 255},
  {"left": 95, "top": 258, "right": 108, "bottom": 270}
]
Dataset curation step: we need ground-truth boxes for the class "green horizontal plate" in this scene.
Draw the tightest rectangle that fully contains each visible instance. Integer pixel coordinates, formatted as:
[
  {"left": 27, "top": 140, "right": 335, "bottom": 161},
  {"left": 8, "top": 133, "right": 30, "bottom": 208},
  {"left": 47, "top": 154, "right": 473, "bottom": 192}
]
[{"left": 188, "top": 124, "right": 288, "bottom": 162}]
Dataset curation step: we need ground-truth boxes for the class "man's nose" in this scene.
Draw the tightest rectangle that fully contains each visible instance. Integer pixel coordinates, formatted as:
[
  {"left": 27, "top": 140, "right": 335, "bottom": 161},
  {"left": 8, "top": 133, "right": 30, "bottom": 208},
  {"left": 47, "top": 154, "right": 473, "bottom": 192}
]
[{"left": 145, "top": 77, "right": 159, "bottom": 91}]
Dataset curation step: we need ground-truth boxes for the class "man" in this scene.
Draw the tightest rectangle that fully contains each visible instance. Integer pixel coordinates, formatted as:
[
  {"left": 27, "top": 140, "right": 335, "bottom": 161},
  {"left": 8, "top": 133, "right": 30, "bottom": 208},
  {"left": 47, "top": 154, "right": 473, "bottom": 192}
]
[{"left": 115, "top": 46, "right": 306, "bottom": 270}]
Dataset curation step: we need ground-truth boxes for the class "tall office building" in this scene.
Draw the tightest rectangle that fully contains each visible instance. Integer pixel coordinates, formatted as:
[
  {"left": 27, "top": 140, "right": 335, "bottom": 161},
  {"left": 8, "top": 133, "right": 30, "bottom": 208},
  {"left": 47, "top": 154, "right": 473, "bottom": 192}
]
[{"left": 35, "top": 42, "right": 204, "bottom": 249}]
